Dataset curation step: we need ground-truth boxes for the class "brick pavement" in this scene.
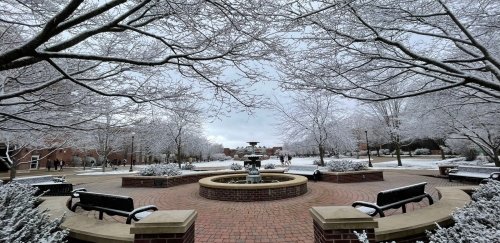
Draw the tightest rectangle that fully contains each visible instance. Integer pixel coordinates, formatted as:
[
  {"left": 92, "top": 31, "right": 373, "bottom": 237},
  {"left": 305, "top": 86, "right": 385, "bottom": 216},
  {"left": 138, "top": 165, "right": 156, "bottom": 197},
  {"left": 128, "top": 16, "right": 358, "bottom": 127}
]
[{"left": 65, "top": 170, "right": 474, "bottom": 243}]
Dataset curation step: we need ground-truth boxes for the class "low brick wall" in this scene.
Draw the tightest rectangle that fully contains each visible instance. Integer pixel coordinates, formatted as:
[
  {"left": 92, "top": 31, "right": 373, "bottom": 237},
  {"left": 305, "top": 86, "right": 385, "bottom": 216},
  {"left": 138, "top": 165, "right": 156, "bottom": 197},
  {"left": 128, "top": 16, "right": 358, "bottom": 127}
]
[
  {"left": 122, "top": 169, "right": 285, "bottom": 188},
  {"left": 199, "top": 182, "right": 307, "bottom": 202},
  {"left": 321, "top": 170, "right": 384, "bottom": 183}
]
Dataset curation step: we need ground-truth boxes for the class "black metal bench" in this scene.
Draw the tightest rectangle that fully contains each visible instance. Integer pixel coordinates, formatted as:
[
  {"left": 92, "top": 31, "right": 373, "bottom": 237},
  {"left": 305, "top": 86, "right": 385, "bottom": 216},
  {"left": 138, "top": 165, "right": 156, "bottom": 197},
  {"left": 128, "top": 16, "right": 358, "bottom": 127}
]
[
  {"left": 12, "top": 175, "right": 73, "bottom": 196},
  {"left": 244, "top": 160, "right": 261, "bottom": 168},
  {"left": 352, "top": 182, "right": 434, "bottom": 217},
  {"left": 32, "top": 182, "right": 73, "bottom": 196},
  {"left": 480, "top": 172, "right": 500, "bottom": 184},
  {"left": 448, "top": 165, "right": 500, "bottom": 182},
  {"left": 70, "top": 191, "right": 158, "bottom": 224},
  {"left": 285, "top": 165, "right": 321, "bottom": 181}
]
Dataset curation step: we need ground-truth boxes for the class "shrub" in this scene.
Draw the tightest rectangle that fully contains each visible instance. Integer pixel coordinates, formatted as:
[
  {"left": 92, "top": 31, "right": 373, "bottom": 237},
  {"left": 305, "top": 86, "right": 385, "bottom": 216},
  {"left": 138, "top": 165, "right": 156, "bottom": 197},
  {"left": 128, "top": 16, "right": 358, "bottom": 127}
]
[
  {"left": 0, "top": 183, "right": 67, "bottom": 242},
  {"left": 230, "top": 163, "right": 243, "bottom": 170},
  {"left": 181, "top": 163, "right": 196, "bottom": 170},
  {"left": 464, "top": 148, "right": 478, "bottom": 161},
  {"left": 264, "top": 163, "right": 275, "bottom": 169},
  {"left": 326, "top": 160, "right": 368, "bottom": 172},
  {"left": 139, "top": 163, "right": 181, "bottom": 176},
  {"left": 414, "top": 148, "right": 431, "bottom": 155},
  {"left": 312, "top": 160, "right": 322, "bottom": 165},
  {"left": 380, "top": 149, "right": 391, "bottom": 155},
  {"left": 426, "top": 180, "right": 500, "bottom": 242}
]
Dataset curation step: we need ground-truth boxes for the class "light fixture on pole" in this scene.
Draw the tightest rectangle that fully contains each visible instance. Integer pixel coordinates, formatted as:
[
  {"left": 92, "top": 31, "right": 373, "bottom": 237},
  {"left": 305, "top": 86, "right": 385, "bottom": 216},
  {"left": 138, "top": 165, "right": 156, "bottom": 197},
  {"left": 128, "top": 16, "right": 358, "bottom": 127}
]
[
  {"left": 365, "top": 130, "right": 373, "bottom": 167},
  {"left": 129, "top": 132, "right": 135, "bottom": 172}
]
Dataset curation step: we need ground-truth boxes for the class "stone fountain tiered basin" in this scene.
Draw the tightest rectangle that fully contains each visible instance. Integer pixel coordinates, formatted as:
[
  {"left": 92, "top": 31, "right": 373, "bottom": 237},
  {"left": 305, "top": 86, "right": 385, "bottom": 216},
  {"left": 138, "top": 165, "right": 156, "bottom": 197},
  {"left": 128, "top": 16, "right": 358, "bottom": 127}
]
[{"left": 199, "top": 173, "right": 308, "bottom": 202}]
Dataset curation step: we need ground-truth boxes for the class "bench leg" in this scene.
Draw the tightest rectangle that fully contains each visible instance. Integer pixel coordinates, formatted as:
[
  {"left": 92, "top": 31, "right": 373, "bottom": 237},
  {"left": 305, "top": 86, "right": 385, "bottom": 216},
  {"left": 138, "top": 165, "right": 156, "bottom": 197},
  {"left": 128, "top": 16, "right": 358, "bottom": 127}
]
[
  {"left": 402, "top": 204, "right": 407, "bottom": 214},
  {"left": 99, "top": 211, "right": 104, "bottom": 220}
]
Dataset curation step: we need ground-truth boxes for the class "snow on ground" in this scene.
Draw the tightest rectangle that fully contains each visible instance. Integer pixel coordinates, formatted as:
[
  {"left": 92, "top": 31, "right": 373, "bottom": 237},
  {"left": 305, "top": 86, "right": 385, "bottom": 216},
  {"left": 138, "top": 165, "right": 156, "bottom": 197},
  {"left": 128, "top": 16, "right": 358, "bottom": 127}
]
[{"left": 75, "top": 156, "right": 467, "bottom": 175}]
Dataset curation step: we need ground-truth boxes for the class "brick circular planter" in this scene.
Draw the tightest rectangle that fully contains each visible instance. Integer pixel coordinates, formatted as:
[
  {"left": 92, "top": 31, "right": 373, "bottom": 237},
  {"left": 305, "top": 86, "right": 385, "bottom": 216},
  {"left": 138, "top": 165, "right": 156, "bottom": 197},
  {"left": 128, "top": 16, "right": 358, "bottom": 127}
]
[{"left": 199, "top": 173, "right": 308, "bottom": 202}]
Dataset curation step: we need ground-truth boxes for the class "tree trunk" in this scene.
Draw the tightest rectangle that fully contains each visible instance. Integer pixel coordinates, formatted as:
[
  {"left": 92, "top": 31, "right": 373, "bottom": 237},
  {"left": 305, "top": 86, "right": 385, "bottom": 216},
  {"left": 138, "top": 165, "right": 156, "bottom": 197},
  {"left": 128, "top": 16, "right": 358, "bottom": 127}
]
[
  {"left": 319, "top": 145, "right": 325, "bottom": 166},
  {"left": 440, "top": 147, "right": 446, "bottom": 160},
  {"left": 395, "top": 142, "right": 402, "bottom": 166},
  {"left": 177, "top": 143, "right": 182, "bottom": 168},
  {"left": 493, "top": 149, "right": 500, "bottom": 167},
  {"left": 409, "top": 150, "right": 413, "bottom": 157},
  {"left": 9, "top": 166, "right": 16, "bottom": 180}
]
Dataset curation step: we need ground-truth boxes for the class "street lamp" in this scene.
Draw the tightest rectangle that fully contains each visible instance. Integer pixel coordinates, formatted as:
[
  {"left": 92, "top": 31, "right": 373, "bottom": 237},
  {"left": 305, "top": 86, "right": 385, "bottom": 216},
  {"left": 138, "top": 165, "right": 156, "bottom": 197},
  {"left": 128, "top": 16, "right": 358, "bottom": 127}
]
[
  {"left": 129, "top": 132, "right": 135, "bottom": 172},
  {"left": 365, "top": 131, "right": 373, "bottom": 167}
]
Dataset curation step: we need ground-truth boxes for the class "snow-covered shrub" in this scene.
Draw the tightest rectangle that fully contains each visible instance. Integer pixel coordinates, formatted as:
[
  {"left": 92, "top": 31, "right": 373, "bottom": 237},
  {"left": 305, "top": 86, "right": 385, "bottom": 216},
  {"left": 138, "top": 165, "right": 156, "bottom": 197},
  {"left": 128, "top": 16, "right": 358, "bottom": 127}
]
[
  {"left": 264, "top": 163, "right": 275, "bottom": 169},
  {"left": 427, "top": 180, "right": 500, "bottom": 242},
  {"left": 312, "top": 160, "right": 322, "bottom": 165},
  {"left": 414, "top": 148, "right": 431, "bottom": 155},
  {"left": 326, "top": 160, "right": 368, "bottom": 172},
  {"left": 230, "top": 163, "right": 243, "bottom": 170},
  {"left": 463, "top": 148, "right": 478, "bottom": 161},
  {"left": 181, "top": 163, "right": 196, "bottom": 170},
  {"left": 380, "top": 149, "right": 391, "bottom": 155},
  {"left": 139, "top": 163, "right": 181, "bottom": 176},
  {"left": 211, "top": 153, "right": 230, "bottom": 161},
  {"left": 0, "top": 183, "right": 67, "bottom": 242}
]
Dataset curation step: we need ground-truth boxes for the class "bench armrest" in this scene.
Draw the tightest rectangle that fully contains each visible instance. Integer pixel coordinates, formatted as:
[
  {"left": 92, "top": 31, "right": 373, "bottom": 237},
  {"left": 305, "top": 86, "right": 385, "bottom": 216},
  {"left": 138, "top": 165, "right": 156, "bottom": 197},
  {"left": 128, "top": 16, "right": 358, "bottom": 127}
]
[
  {"left": 127, "top": 205, "right": 158, "bottom": 224},
  {"left": 67, "top": 188, "right": 87, "bottom": 210},
  {"left": 352, "top": 201, "right": 385, "bottom": 217}
]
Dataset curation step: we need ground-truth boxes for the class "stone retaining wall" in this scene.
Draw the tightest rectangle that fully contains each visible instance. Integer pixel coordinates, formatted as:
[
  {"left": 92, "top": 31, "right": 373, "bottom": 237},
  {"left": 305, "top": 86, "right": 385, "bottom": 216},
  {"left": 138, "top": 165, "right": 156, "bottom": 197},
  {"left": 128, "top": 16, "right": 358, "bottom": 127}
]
[{"left": 321, "top": 170, "right": 384, "bottom": 183}]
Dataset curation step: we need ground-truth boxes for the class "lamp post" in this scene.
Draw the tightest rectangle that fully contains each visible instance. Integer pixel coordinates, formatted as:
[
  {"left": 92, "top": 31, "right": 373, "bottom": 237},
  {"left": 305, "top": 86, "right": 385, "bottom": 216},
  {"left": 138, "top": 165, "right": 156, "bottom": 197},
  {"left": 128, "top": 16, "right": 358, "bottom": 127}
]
[
  {"left": 365, "top": 131, "right": 373, "bottom": 167},
  {"left": 129, "top": 133, "right": 135, "bottom": 172}
]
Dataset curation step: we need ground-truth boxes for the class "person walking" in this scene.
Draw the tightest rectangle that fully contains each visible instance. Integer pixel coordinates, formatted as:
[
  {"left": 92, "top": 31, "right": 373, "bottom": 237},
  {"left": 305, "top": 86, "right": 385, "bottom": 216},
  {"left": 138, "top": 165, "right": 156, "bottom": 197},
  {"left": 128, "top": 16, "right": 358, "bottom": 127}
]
[
  {"left": 60, "top": 160, "right": 65, "bottom": 171},
  {"left": 47, "top": 159, "right": 52, "bottom": 171},
  {"left": 54, "top": 159, "right": 59, "bottom": 171}
]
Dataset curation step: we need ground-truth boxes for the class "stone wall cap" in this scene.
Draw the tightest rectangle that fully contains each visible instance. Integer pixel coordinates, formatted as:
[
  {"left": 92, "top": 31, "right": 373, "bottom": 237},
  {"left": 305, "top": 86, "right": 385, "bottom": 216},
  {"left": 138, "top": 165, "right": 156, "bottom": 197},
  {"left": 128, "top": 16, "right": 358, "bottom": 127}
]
[
  {"left": 130, "top": 210, "right": 197, "bottom": 234},
  {"left": 310, "top": 206, "right": 378, "bottom": 230}
]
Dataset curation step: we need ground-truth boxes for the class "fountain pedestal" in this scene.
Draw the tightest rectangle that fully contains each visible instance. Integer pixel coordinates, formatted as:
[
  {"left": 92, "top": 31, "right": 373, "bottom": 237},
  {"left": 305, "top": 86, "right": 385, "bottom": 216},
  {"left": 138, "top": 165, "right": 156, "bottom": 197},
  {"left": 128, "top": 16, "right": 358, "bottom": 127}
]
[{"left": 245, "top": 142, "right": 262, "bottom": 184}]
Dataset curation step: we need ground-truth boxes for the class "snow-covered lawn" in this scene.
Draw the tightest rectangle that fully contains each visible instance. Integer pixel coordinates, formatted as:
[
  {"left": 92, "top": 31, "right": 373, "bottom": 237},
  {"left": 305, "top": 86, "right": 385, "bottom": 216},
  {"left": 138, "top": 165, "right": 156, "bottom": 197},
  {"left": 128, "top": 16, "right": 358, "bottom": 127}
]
[{"left": 74, "top": 156, "right": 491, "bottom": 176}]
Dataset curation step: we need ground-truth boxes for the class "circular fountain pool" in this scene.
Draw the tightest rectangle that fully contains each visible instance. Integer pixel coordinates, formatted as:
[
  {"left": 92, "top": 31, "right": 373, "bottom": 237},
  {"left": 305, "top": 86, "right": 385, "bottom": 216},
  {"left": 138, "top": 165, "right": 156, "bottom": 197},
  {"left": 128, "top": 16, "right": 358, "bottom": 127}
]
[{"left": 199, "top": 173, "right": 308, "bottom": 202}]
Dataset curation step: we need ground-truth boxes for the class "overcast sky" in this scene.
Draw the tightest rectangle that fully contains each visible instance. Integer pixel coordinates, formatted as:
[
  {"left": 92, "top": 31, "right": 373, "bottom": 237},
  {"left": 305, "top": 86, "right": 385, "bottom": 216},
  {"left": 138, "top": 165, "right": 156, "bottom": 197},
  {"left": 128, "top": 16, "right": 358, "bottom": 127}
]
[
  {"left": 203, "top": 85, "right": 285, "bottom": 148},
  {"left": 204, "top": 108, "right": 282, "bottom": 149}
]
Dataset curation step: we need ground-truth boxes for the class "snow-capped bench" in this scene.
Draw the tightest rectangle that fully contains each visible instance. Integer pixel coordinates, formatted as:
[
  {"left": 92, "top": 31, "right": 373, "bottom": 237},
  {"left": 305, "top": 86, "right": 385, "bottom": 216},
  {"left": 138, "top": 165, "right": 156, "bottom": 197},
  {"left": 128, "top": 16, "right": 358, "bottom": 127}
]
[
  {"left": 480, "top": 172, "right": 500, "bottom": 184},
  {"left": 12, "top": 175, "right": 65, "bottom": 184},
  {"left": 448, "top": 165, "right": 500, "bottom": 182},
  {"left": 285, "top": 165, "right": 320, "bottom": 180},
  {"left": 12, "top": 175, "right": 72, "bottom": 196},
  {"left": 352, "top": 182, "right": 434, "bottom": 217}
]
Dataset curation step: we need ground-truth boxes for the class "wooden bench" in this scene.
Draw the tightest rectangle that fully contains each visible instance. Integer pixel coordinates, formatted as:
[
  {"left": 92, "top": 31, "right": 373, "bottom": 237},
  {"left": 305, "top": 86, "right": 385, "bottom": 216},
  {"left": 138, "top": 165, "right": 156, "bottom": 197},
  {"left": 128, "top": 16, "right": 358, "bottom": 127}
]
[
  {"left": 352, "top": 182, "right": 434, "bottom": 217},
  {"left": 71, "top": 191, "right": 158, "bottom": 224},
  {"left": 12, "top": 175, "right": 73, "bottom": 196},
  {"left": 448, "top": 165, "right": 500, "bottom": 182},
  {"left": 285, "top": 165, "right": 320, "bottom": 181}
]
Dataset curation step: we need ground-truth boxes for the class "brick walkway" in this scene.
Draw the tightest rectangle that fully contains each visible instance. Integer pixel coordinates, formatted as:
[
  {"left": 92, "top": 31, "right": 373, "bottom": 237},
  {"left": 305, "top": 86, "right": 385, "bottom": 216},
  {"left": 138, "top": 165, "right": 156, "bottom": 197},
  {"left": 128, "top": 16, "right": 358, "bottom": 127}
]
[{"left": 65, "top": 169, "right": 474, "bottom": 243}]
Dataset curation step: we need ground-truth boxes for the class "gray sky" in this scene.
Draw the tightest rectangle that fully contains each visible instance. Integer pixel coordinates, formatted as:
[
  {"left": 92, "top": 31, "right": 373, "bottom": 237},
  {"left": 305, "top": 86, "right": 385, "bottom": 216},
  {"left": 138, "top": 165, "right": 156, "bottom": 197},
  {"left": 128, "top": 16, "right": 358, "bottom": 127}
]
[{"left": 204, "top": 107, "right": 283, "bottom": 148}]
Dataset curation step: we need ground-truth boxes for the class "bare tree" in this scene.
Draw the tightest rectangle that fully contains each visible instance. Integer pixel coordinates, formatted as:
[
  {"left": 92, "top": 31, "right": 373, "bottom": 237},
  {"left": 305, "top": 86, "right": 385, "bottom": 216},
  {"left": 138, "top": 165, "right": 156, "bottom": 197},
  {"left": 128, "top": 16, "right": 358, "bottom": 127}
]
[
  {"left": 277, "top": 0, "right": 500, "bottom": 102},
  {"left": 0, "top": 0, "right": 272, "bottom": 129},
  {"left": 275, "top": 92, "right": 354, "bottom": 166},
  {"left": 415, "top": 92, "right": 500, "bottom": 166}
]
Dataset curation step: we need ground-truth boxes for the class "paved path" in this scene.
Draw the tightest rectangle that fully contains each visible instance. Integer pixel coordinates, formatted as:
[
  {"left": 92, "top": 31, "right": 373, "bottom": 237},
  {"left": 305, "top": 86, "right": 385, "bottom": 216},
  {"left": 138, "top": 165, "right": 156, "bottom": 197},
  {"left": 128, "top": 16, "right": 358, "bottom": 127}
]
[{"left": 61, "top": 169, "right": 474, "bottom": 243}]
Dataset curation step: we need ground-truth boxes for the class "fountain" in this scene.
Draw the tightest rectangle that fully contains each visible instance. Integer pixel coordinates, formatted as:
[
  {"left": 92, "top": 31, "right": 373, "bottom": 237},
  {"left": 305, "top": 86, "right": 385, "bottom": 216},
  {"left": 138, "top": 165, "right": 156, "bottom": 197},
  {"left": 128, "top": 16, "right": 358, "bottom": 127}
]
[
  {"left": 198, "top": 141, "right": 308, "bottom": 201},
  {"left": 245, "top": 141, "right": 262, "bottom": 184}
]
